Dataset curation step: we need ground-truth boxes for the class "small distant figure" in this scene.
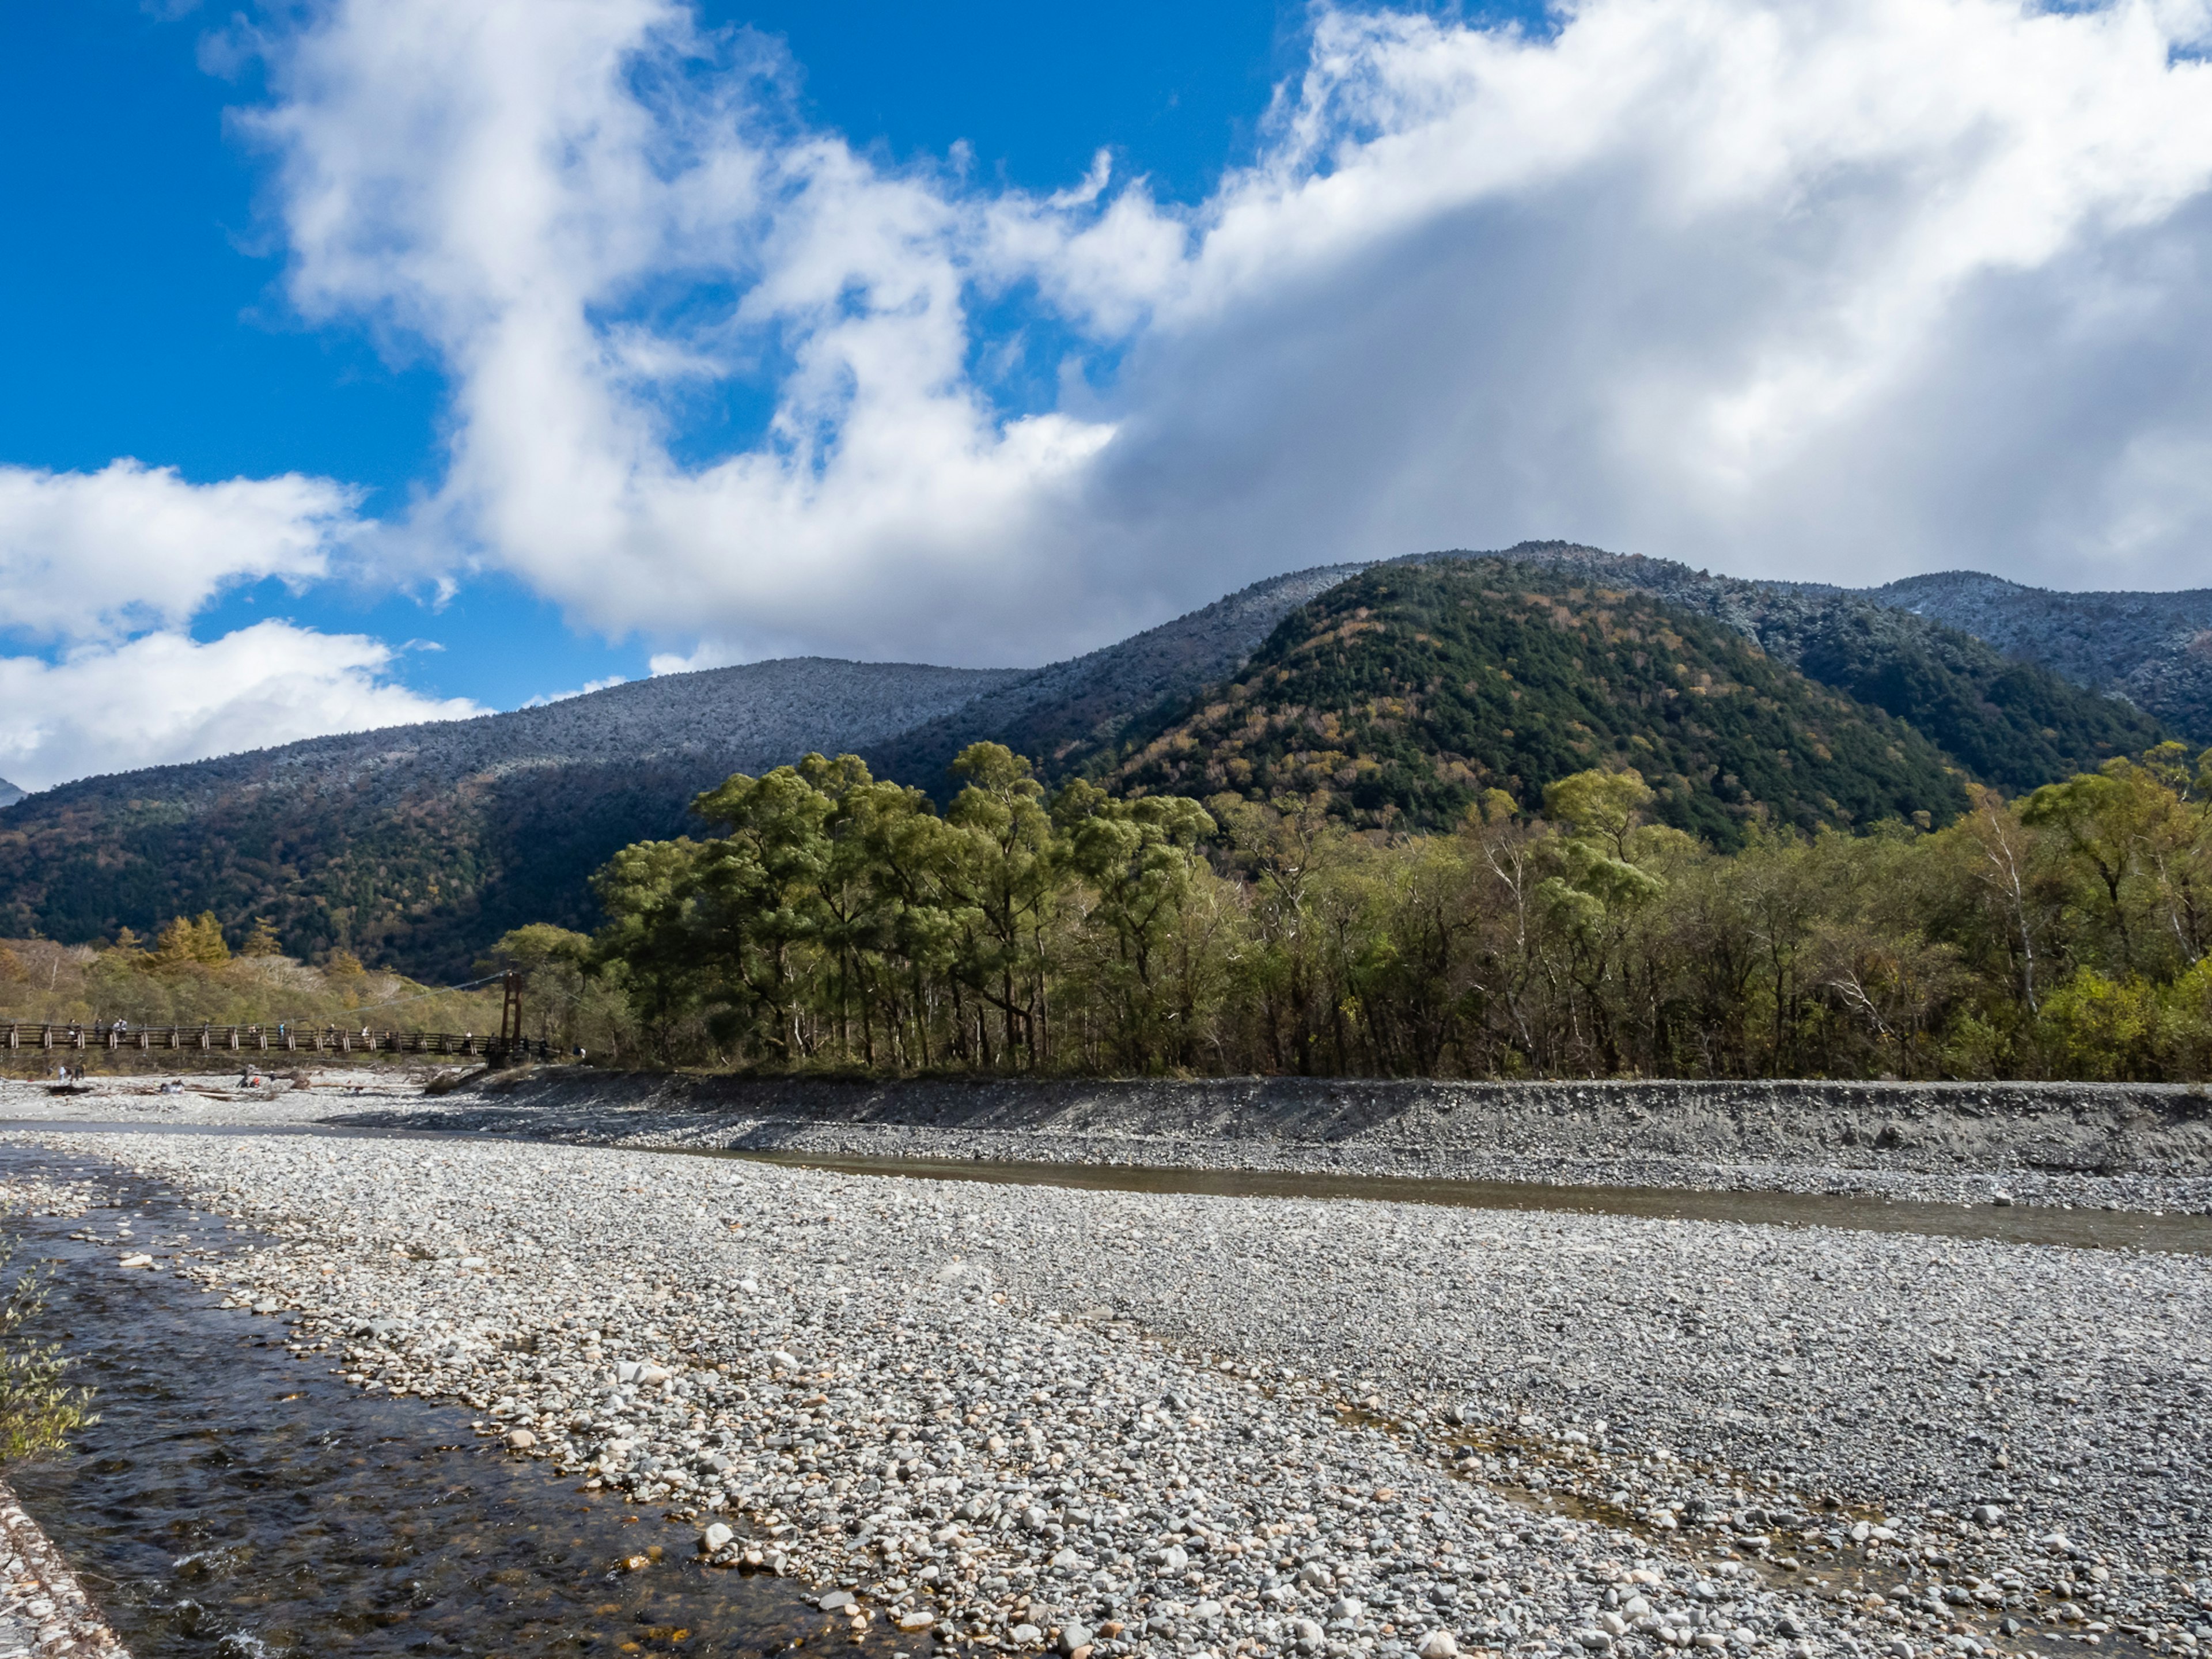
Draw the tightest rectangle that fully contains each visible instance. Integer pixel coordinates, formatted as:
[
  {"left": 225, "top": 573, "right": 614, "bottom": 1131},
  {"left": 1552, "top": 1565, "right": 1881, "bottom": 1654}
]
[{"left": 159, "top": 1078, "right": 184, "bottom": 1094}]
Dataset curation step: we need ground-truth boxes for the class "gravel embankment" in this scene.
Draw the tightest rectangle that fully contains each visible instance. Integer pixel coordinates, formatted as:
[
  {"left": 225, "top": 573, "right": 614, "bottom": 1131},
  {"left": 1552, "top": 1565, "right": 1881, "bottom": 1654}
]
[
  {"left": 391, "top": 1073, "right": 2212, "bottom": 1214},
  {"left": 0, "top": 1485, "right": 132, "bottom": 1659},
  {"left": 7, "top": 1073, "right": 2210, "bottom": 1214},
  {"left": 21, "top": 1131, "right": 2212, "bottom": 1659}
]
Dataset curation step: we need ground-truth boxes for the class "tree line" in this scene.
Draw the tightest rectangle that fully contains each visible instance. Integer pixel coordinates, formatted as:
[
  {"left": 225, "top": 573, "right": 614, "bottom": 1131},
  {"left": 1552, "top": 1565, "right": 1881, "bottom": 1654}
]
[
  {"left": 497, "top": 740, "right": 2212, "bottom": 1082},
  {"left": 0, "top": 925, "right": 505, "bottom": 1045}
]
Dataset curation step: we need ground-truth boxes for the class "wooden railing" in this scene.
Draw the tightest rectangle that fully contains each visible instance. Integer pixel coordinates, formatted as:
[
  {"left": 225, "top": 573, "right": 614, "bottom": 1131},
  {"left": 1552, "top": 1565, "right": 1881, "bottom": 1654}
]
[{"left": 3, "top": 1022, "right": 548, "bottom": 1063}]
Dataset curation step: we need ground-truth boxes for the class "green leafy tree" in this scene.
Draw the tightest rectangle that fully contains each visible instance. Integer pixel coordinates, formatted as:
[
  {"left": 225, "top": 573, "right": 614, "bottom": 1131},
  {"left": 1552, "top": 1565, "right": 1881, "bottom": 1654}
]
[
  {"left": 688, "top": 766, "right": 839, "bottom": 1061},
  {"left": 942, "top": 745, "right": 1059, "bottom": 1069},
  {"left": 0, "top": 1223, "right": 95, "bottom": 1463},
  {"left": 1058, "top": 782, "right": 1217, "bottom": 1071},
  {"left": 590, "top": 838, "right": 710, "bottom": 1063}
]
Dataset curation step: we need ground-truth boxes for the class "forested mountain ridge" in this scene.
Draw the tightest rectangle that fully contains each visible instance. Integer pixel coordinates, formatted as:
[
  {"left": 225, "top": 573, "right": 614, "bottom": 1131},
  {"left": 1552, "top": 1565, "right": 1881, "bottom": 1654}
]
[
  {"left": 0, "top": 658, "right": 1017, "bottom": 978},
  {"left": 0, "top": 778, "right": 22, "bottom": 809},
  {"left": 1399, "top": 544, "right": 2170, "bottom": 782},
  {"left": 1096, "top": 559, "right": 1980, "bottom": 843},
  {"left": 1858, "top": 569, "right": 2212, "bottom": 741},
  {"left": 892, "top": 541, "right": 2168, "bottom": 794},
  {"left": 0, "top": 541, "right": 2180, "bottom": 978},
  {"left": 0, "top": 570, "right": 1368, "bottom": 978},
  {"left": 858, "top": 563, "right": 1366, "bottom": 791}
]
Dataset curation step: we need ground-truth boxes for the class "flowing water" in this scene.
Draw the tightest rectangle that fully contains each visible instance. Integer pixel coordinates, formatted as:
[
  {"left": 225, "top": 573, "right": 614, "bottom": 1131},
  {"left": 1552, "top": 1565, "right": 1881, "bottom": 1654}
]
[
  {"left": 0, "top": 1143, "right": 895, "bottom": 1659},
  {"left": 721, "top": 1150, "right": 2212, "bottom": 1255}
]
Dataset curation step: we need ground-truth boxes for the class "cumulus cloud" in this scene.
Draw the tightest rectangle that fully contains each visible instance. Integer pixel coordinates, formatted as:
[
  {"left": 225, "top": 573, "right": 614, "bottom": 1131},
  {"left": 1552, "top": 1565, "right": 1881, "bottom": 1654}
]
[
  {"left": 235, "top": 0, "right": 2212, "bottom": 665},
  {"left": 0, "top": 459, "right": 365, "bottom": 644},
  {"left": 0, "top": 622, "right": 484, "bottom": 793}
]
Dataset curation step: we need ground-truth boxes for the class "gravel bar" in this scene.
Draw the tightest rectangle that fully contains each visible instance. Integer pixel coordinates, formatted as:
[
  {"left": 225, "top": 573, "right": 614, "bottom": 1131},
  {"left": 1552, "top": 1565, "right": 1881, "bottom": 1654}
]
[
  {"left": 0, "top": 1482, "right": 132, "bottom": 1659},
  {"left": 14, "top": 1130, "right": 2212, "bottom": 1659}
]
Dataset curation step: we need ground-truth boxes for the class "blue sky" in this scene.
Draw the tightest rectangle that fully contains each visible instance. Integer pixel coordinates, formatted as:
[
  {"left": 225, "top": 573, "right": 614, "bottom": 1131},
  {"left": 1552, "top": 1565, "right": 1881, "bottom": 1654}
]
[
  {"left": 0, "top": 0, "right": 1337, "bottom": 711},
  {"left": 2, "top": 0, "right": 2210, "bottom": 789}
]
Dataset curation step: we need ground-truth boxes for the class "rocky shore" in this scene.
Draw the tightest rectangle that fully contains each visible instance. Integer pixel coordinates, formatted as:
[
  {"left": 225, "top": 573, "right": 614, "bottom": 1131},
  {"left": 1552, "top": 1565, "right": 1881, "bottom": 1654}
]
[
  {"left": 0, "top": 1485, "right": 132, "bottom": 1659},
  {"left": 17, "top": 1129, "right": 2212, "bottom": 1659}
]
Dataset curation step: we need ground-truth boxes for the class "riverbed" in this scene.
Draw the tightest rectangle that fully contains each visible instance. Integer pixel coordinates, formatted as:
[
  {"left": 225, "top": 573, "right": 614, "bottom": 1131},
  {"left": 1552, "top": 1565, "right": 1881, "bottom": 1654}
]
[{"left": 6, "top": 1125, "right": 2209, "bottom": 1659}]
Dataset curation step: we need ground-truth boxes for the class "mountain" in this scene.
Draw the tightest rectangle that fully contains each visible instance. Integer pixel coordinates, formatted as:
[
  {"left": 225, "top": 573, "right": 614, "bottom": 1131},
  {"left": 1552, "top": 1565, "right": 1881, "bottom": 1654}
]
[
  {"left": 0, "top": 572, "right": 1370, "bottom": 978},
  {"left": 0, "top": 659, "right": 1017, "bottom": 979},
  {"left": 1413, "top": 543, "right": 2167, "bottom": 793},
  {"left": 0, "top": 778, "right": 22, "bottom": 809},
  {"left": 1095, "top": 558, "right": 1975, "bottom": 843},
  {"left": 1855, "top": 571, "right": 2212, "bottom": 743},
  {"left": 882, "top": 542, "right": 2163, "bottom": 800},
  {"left": 0, "top": 541, "right": 2178, "bottom": 976},
  {"left": 859, "top": 565, "right": 1367, "bottom": 793}
]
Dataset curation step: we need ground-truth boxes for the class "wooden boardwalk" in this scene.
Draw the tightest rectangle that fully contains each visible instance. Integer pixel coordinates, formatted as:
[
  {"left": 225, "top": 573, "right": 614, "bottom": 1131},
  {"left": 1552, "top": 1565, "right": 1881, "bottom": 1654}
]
[{"left": 4, "top": 1021, "right": 547, "bottom": 1063}]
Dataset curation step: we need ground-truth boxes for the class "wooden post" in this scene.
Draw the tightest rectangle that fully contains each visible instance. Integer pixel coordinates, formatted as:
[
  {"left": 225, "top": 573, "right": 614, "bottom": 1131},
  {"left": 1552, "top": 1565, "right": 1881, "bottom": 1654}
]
[
  {"left": 40, "top": 1025, "right": 52, "bottom": 1052},
  {"left": 497, "top": 970, "right": 525, "bottom": 1066}
]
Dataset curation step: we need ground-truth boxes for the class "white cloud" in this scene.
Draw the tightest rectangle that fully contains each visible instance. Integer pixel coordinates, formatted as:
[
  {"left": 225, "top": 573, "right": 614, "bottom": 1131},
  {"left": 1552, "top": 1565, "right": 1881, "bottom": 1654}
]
[
  {"left": 0, "top": 460, "right": 365, "bottom": 643},
  {"left": 0, "top": 622, "right": 483, "bottom": 792},
  {"left": 236, "top": 0, "right": 2212, "bottom": 663},
  {"left": 521, "top": 673, "right": 629, "bottom": 707}
]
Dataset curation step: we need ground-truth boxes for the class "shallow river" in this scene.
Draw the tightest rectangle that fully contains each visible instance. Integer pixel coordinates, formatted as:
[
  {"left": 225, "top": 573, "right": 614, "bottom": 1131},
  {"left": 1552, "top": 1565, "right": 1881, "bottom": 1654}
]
[
  {"left": 10, "top": 1119, "right": 2209, "bottom": 1255},
  {"left": 0, "top": 1143, "right": 884, "bottom": 1659},
  {"left": 721, "top": 1150, "right": 2212, "bottom": 1255}
]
